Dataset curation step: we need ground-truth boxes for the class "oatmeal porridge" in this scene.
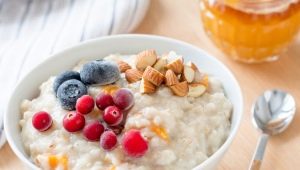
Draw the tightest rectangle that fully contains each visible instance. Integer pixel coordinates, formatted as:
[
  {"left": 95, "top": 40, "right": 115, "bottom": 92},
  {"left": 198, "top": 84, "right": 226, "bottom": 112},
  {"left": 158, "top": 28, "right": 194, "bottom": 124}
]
[{"left": 20, "top": 50, "right": 232, "bottom": 170}]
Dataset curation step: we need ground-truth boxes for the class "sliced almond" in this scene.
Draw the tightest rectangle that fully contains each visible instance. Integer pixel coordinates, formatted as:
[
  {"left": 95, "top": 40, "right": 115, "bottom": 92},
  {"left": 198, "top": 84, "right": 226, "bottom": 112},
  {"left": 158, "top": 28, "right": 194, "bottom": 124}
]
[
  {"left": 188, "top": 83, "right": 206, "bottom": 97},
  {"left": 169, "top": 81, "right": 188, "bottom": 97},
  {"left": 165, "top": 57, "right": 184, "bottom": 74},
  {"left": 165, "top": 69, "right": 179, "bottom": 86},
  {"left": 192, "top": 70, "right": 209, "bottom": 87},
  {"left": 125, "top": 69, "right": 143, "bottom": 83},
  {"left": 153, "top": 57, "right": 167, "bottom": 74},
  {"left": 165, "top": 51, "right": 184, "bottom": 74},
  {"left": 136, "top": 49, "right": 157, "bottom": 71},
  {"left": 142, "top": 66, "right": 165, "bottom": 86},
  {"left": 117, "top": 61, "right": 131, "bottom": 73},
  {"left": 194, "top": 71, "right": 203, "bottom": 83},
  {"left": 140, "top": 78, "right": 156, "bottom": 94},
  {"left": 199, "top": 74, "right": 209, "bottom": 87},
  {"left": 166, "top": 51, "right": 180, "bottom": 63},
  {"left": 187, "top": 61, "right": 205, "bottom": 83},
  {"left": 181, "top": 65, "right": 195, "bottom": 83},
  {"left": 186, "top": 61, "right": 198, "bottom": 71}
]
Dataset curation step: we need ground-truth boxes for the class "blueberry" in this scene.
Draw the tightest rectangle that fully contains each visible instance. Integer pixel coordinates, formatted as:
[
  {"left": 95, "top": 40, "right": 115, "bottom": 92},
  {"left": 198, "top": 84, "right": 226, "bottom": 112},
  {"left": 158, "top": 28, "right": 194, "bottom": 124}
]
[
  {"left": 80, "top": 60, "right": 120, "bottom": 85},
  {"left": 57, "top": 79, "right": 87, "bottom": 110},
  {"left": 53, "top": 71, "right": 81, "bottom": 94}
]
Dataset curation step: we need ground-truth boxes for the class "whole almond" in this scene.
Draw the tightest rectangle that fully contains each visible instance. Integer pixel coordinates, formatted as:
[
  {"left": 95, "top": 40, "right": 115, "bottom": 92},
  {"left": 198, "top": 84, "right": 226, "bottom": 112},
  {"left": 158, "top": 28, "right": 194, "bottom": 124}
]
[
  {"left": 140, "top": 78, "right": 156, "bottom": 94},
  {"left": 125, "top": 69, "right": 143, "bottom": 84},
  {"left": 118, "top": 61, "right": 131, "bottom": 73},
  {"left": 142, "top": 66, "right": 165, "bottom": 86},
  {"left": 165, "top": 69, "right": 179, "bottom": 86},
  {"left": 169, "top": 81, "right": 188, "bottom": 97},
  {"left": 136, "top": 49, "right": 157, "bottom": 71}
]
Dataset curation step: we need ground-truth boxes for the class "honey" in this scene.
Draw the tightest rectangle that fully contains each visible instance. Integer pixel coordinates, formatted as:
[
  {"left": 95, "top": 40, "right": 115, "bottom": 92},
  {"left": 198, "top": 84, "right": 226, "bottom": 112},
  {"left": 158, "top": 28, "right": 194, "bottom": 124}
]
[
  {"left": 110, "top": 165, "right": 116, "bottom": 170},
  {"left": 150, "top": 124, "right": 170, "bottom": 143},
  {"left": 200, "top": 0, "right": 300, "bottom": 63},
  {"left": 48, "top": 155, "right": 69, "bottom": 170},
  {"left": 48, "top": 155, "right": 59, "bottom": 168},
  {"left": 102, "top": 85, "right": 120, "bottom": 95}
]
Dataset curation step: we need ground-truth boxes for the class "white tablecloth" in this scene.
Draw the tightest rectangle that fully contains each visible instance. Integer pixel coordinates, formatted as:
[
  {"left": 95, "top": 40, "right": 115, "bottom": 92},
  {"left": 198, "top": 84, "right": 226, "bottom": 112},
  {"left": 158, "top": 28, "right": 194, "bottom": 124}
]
[{"left": 0, "top": 0, "right": 150, "bottom": 148}]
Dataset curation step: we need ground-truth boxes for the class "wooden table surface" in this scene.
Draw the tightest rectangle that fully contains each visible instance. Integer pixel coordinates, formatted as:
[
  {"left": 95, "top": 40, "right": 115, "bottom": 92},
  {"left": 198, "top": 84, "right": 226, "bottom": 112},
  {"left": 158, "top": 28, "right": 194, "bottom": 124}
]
[{"left": 1, "top": 0, "right": 300, "bottom": 169}]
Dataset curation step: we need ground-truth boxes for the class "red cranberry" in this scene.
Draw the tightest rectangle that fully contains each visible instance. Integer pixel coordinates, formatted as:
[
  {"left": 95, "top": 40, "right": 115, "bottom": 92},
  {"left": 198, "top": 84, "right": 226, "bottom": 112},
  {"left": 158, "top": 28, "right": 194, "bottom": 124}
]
[
  {"left": 103, "top": 106, "right": 123, "bottom": 126},
  {"left": 113, "top": 88, "right": 134, "bottom": 110},
  {"left": 100, "top": 130, "right": 118, "bottom": 151},
  {"left": 96, "top": 92, "right": 114, "bottom": 110},
  {"left": 121, "top": 129, "right": 148, "bottom": 158},
  {"left": 83, "top": 121, "right": 105, "bottom": 141},
  {"left": 32, "top": 111, "right": 53, "bottom": 132},
  {"left": 63, "top": 111, "right": 85, "bottom": 132},
  {"left": 76, "top": 95, "right": 95, "bottom": 114}
]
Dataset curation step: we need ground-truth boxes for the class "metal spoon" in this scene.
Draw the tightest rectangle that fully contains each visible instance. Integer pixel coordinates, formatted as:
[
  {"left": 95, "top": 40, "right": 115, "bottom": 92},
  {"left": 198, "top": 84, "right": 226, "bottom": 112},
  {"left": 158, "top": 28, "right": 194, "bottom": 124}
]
[{"left": 249, "top": 89, "right": 296, "bottom": 170}]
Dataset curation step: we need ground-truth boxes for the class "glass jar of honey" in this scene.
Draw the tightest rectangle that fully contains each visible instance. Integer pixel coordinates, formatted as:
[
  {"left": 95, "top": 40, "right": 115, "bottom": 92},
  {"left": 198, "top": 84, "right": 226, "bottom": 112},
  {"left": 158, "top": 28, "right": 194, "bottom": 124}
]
[{"left": 199, "top": 0, "right": 300, "bottom": 63}]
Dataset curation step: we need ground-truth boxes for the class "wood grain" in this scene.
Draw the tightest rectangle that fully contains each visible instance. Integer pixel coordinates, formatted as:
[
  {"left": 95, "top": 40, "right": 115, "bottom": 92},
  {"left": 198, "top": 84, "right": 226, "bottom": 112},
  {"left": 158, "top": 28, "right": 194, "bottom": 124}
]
[{"left": 1, "top": 0, "right": 300, "bottom": 169}]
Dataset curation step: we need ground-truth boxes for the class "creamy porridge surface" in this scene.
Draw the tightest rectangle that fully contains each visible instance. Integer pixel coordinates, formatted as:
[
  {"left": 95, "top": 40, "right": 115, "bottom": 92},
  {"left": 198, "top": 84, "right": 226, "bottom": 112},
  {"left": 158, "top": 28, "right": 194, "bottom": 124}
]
[{"left": 20, "top": 54, "right": 232, "bottom": 170}]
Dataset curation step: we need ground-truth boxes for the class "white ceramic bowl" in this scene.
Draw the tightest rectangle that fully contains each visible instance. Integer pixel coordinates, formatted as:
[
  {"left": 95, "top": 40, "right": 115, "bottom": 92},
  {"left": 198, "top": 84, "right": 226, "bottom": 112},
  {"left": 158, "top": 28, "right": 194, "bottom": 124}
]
[{"left": 4, "top": 34, "right": 243, "bottom": 170}]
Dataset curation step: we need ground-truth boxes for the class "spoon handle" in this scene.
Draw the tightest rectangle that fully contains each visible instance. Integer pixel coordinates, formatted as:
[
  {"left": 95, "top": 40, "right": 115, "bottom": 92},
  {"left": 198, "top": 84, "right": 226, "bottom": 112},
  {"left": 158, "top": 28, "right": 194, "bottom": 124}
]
[{"left": 249, "top": 133, "right": 269, "bottom": 170}]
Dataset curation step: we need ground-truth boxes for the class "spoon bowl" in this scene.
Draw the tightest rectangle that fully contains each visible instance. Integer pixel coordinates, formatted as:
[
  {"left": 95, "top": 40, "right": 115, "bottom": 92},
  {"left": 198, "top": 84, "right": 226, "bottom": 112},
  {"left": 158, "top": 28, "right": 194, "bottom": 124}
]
[
  {"left": 249, "top": 89, "right": 296, "bottom": 170},
  {"left": 252, "top": 89, "right": 296, "bottom": 135}
]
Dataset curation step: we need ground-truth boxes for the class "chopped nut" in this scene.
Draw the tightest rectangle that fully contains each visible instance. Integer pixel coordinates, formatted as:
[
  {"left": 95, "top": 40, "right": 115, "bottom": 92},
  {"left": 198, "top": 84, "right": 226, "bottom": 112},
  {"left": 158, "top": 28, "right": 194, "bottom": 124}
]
[
  {"left": 165, "top": 69, "right": 179, "bottom": 86},
  {"left": 186, "top": 61, "right": 198, "bottom": 71},
  {"left": 169, "top": 81, "right": 188, "bottom": 97},
  {"left": 153, "top": 57, "right": 167, "bottom": 74},
  {"left": 136, "top": 49, "right": 157, "bottom": 71},
  {"left": 125, "top": 69, "right": 143, "bottom": 83},
  {"left": 117, "top": 61, "right": 131, "bottom": 73},
  {"left": 142, "top": 66, "right": 165, "bottom": 86},
  {"left": 188, "top": 83, "right": 206, "bottom": 97},
  {"left": 165, "top": 57, "right": 184, "bottom": 74},
  {"left": 199, "top": 74, "right": 209, "bottom": 87},
  {"left": 181, "top": 64, "right": 195, "bottom": 83},
  {"left": 187, "top": 61, "right": 207, "bottom": 85},
  {"left": 140, "top": 78, "right": 156, "bottom": 94}
]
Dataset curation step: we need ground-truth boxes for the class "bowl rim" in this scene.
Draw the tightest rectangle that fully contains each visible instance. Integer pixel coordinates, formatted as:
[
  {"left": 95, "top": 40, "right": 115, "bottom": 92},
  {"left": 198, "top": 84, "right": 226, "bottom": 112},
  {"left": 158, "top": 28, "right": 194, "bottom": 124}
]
[{"left": 4, "top": 34, "right": 243, "bottom": 169}]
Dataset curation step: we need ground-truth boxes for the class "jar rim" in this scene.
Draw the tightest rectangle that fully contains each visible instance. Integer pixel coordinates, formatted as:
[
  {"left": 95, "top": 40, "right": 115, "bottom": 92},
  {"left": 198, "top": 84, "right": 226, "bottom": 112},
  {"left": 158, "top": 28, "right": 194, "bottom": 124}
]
[{"left": 216, "top": 0, "right": 299, "bottom": 14}]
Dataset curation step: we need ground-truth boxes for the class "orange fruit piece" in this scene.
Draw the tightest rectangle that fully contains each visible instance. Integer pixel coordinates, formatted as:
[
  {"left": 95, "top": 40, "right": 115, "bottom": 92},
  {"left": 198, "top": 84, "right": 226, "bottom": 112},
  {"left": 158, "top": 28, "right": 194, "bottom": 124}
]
[{"left": 150, "top": 124, "right": 170, "bottom": 143}]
